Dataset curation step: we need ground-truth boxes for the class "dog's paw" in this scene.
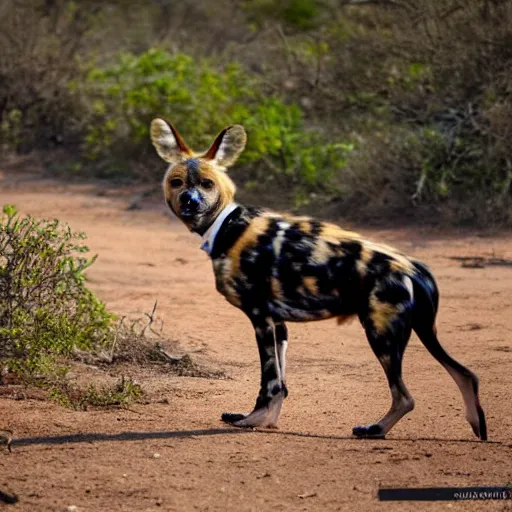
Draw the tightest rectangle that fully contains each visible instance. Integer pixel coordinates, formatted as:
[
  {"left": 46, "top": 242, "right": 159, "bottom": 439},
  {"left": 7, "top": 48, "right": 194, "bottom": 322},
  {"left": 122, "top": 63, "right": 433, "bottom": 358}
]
[
  {"left": 221, "top": 391, "right": 285, "bottom": 429},
  {"left": 352, "top": 423, "right": 386, "bottom": 439},
  {"left": 221, "top": 412, "right": 247, "bottom": 424}
]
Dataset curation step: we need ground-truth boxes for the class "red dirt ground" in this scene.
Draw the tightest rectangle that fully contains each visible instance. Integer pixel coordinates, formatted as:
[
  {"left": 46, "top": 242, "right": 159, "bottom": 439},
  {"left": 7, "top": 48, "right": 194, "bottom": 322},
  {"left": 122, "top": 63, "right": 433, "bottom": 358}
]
[{"left": 1, "top": 170, "right": 511, "bottom": 512}]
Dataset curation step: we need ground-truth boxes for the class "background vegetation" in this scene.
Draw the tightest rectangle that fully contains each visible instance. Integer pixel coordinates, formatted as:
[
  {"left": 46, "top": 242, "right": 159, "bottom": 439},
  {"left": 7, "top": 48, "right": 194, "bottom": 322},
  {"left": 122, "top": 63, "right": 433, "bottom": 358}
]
[{"left": 1, "top": 0, "right": 512, "bottom": 225}]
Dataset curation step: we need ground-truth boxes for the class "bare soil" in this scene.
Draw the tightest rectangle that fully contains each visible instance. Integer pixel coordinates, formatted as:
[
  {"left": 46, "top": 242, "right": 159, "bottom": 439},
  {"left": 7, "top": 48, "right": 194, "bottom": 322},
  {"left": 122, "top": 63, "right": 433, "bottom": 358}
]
[{"left": 1, "top": 170, "right": 511, "bottom": 512}]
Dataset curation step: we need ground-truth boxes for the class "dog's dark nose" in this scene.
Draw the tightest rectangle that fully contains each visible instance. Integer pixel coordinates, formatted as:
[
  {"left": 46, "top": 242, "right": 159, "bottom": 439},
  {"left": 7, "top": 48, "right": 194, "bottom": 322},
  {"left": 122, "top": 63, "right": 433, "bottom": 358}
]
[{"left": 180, "top": 189, "right": 201, "bottom": 215}]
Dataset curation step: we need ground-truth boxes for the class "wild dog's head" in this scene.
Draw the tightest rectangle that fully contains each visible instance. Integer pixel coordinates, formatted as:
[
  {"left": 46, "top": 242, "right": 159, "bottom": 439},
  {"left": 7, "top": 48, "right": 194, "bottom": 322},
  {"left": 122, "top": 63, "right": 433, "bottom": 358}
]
[{"left": 150, "top": 119, "right": 246, "bottom": 234}]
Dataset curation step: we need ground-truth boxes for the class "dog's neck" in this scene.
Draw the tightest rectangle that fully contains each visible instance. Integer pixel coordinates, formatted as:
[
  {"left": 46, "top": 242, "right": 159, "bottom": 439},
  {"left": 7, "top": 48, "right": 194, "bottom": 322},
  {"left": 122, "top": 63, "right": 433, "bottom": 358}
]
[{"left": 200, "top": 202, "right": 239, "bottom": 255}]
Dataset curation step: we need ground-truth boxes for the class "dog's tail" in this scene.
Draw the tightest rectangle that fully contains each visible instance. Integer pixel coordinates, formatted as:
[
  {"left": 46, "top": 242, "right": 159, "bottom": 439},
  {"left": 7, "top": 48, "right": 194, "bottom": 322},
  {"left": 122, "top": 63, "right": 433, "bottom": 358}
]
[{"left": 410, "top": 261, "right": 487, "bottom": 441}]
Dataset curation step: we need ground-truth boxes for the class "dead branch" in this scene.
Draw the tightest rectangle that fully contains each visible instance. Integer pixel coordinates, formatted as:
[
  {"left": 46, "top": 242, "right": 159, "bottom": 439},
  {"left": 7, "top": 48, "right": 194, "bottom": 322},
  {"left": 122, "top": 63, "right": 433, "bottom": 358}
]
[
  {"left": 141, "top": 300, "right": 158, "bottom": 337},
  {"left": 155, "top": 346, "right": 186, "bottom": 364}
]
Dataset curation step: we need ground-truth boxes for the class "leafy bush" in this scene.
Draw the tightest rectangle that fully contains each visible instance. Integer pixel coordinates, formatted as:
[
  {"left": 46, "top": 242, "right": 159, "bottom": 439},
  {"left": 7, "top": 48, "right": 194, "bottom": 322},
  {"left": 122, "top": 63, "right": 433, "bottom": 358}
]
[
  {"left": 79, "top": 48, "right": 352, "bottom": 192},
  {"left": 242, "top": 98, "right": 353, "bottom": 190},
  {"left": 0, "top": 205, "right": 114, "bottom": 378},
  {"left": 80, "top": 50, "right": 257, "bottom": 162}
]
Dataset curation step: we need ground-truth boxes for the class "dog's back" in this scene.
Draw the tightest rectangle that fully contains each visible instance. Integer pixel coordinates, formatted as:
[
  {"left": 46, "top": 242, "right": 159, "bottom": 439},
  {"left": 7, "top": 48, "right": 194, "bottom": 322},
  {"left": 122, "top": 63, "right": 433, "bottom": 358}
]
[{"left": 211, "top": 206, "right": 417, "bottom": 324}]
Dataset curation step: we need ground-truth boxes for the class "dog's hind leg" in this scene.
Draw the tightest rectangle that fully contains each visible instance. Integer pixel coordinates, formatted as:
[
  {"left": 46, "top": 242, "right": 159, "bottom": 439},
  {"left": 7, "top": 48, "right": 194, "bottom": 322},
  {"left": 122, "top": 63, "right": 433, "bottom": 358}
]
[
  {"left": 415, "top": 326, "right": 487, "bottom": 440},
  {"left": 410, "top": 266, "right": 487, "bottom": 440},
  {"left": 222, "top": 312, "right": 286, "bottom": 428},
  {"left": 412, "top": 262, "right": 487, "bottom": 441},
  {"left": 353, "top": 281, "right": 415, "bottom": 439}
]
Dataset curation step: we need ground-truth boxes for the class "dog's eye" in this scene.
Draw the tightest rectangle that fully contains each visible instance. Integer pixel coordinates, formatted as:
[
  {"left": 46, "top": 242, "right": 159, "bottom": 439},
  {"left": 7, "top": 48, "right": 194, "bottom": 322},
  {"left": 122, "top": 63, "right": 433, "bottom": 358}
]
[
  {"left": 200, "top": 179, "right": 214, "bottom": 190},
  {"left": 170, "top": 178, "right": 183, "bottom": 188}
]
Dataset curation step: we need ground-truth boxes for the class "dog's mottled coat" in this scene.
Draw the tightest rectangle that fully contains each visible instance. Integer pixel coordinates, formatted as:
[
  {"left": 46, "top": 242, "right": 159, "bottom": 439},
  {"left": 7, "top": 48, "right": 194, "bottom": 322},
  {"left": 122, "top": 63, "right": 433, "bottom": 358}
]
[{"left": 150, "top": 118, "right": 487, "bottom": 440}]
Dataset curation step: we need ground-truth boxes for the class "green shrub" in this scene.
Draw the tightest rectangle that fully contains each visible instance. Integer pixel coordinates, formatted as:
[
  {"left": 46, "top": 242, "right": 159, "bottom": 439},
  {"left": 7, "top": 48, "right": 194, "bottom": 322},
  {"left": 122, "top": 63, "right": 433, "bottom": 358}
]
[
  {"left": 79, "top": 48, "right": 352, "bottom": 192},
  {"left": 242, "top": 98, "right": 353, "bottom": 189},
  {"left": 79, "top": 50, "right": 256, "bottom": 161},
  {"left": 0, "top": 205, "right": 115, "bottom": 378}
]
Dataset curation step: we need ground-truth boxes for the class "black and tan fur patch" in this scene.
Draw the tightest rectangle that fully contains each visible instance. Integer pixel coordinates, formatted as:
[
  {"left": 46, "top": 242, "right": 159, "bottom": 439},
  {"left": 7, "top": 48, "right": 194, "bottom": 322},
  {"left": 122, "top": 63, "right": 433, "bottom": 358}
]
[{"left": 208, "top": 207, "right": 416, "bottom": 332}]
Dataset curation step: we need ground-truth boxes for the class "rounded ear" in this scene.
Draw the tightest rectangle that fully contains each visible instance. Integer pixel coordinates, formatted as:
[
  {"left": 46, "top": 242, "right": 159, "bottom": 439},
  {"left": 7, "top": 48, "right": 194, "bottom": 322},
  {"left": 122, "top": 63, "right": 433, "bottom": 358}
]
[
  {"left": 150, "top": 118, "right": 192, "bottom": 163},
  {"left": 203, "top": 125, "right": 247, "bottom": 168}
]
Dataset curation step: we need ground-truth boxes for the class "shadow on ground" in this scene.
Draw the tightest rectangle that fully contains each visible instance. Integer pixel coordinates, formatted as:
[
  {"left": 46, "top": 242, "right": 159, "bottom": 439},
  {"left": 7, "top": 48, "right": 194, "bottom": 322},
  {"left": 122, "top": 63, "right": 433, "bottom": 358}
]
[{"left": 11, "top": 428, "right": 504, "bottom": 449}]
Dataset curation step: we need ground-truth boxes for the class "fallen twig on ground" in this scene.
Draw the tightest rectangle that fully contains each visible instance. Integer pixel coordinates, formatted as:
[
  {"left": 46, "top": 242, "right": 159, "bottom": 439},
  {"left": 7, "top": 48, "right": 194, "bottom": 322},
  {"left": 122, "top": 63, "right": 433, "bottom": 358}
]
[{"left": 448, "top": 256, "right": 512, "bottom": 269}]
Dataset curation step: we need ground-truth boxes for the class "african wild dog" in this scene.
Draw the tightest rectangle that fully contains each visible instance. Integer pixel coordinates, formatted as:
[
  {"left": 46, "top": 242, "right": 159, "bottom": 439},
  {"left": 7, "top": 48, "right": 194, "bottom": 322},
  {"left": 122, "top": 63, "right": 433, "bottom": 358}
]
[{"left": 150, "top": 118, "right": 487, "bottom": 440}]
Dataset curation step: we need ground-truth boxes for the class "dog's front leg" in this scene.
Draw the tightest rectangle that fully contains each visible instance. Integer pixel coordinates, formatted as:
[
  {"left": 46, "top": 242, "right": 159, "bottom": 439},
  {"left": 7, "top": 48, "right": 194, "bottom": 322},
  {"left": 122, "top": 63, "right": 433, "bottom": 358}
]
[
  {"left": 275, "top": 322, "right": 288, "bottom": 398},
  {"left": 222, "top": 313, "right": 286, "bottom": 428}
]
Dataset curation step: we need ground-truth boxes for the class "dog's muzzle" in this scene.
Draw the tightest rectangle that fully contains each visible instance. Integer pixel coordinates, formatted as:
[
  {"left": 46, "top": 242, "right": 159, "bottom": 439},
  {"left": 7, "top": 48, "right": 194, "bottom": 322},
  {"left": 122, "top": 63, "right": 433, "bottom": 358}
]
[{"left": 180, "top": 189, "right": 202, "bottom": 218}]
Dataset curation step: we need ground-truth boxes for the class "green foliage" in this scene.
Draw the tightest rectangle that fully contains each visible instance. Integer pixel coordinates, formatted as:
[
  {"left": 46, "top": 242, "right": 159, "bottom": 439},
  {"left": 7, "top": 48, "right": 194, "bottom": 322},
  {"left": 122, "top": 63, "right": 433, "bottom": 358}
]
[
  {"left": 81, "top": 48, "right": 350, "bottom": 190},
  {"left": 0, "top": 205, "right": 115, "bottom": 378},
  {"left": 243, "top": 98, "right": 353, "bottom": 188},
  {"left": 242, "top": 0, "right": 324, "bottom": 30},
  {"left": 81, "top": 49, "right": 256, "bottom": 159}
]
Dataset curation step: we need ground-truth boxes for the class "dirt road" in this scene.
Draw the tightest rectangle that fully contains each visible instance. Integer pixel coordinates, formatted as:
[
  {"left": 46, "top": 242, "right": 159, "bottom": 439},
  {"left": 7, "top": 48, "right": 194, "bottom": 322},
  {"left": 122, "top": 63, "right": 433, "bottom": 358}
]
[{"left": 1, "top": 172, "right": 511, "bottom": 511}]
